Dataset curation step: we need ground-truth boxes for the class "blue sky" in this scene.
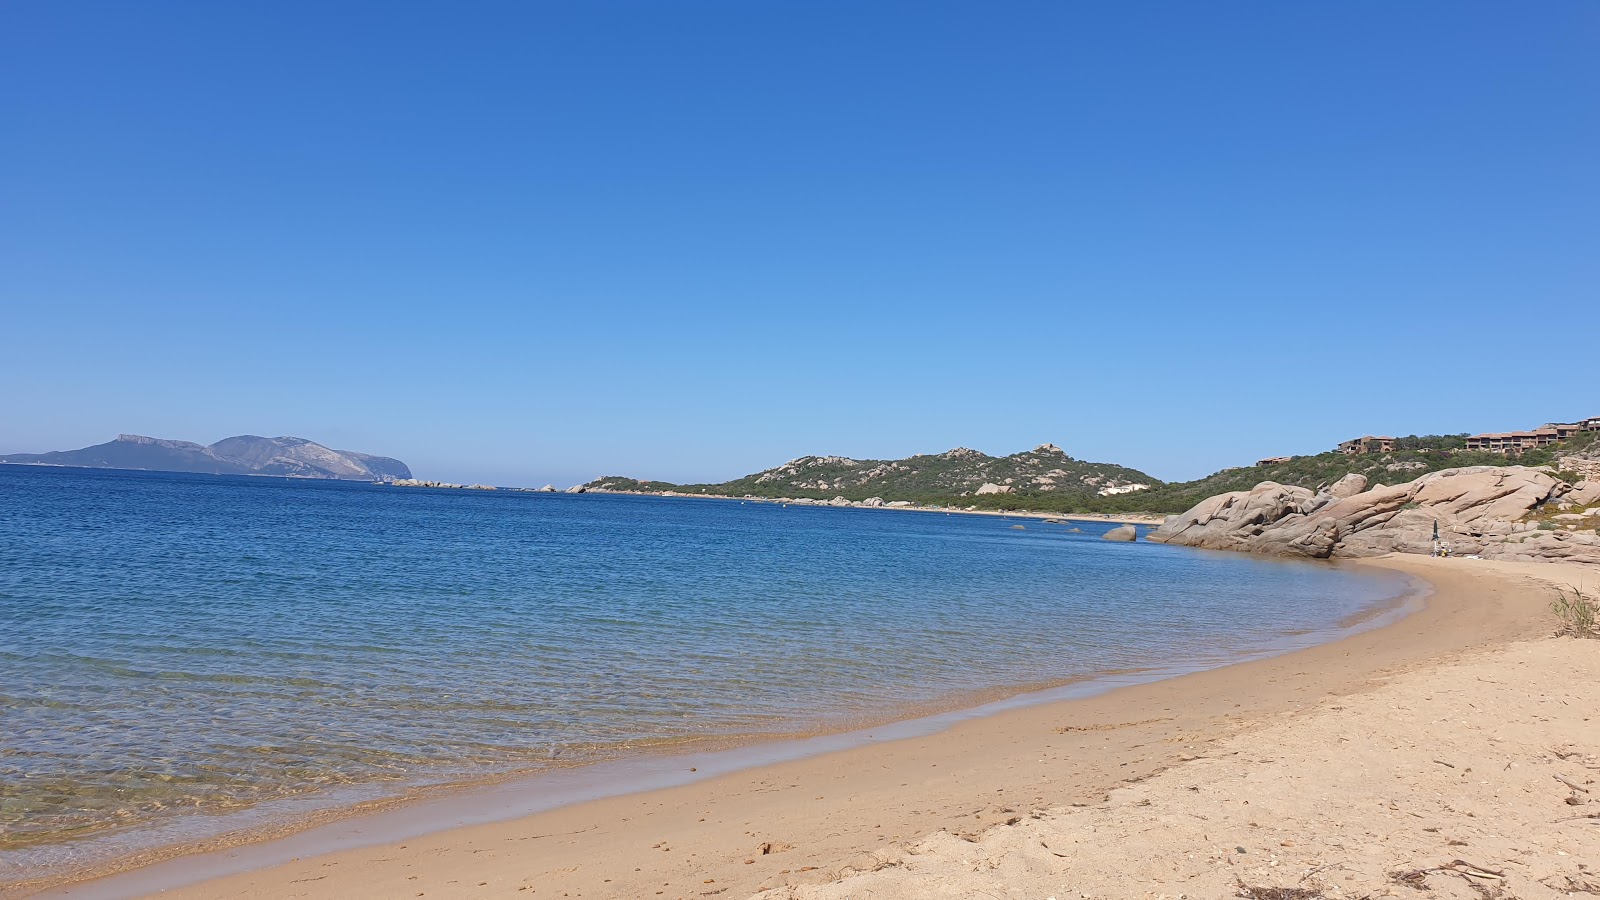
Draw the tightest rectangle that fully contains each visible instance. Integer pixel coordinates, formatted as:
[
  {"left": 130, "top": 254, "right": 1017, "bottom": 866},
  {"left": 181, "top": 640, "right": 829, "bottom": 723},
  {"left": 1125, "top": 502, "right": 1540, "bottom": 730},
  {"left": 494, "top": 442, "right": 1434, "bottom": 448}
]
[{"left": 3, "top": 2, "right": 1596, "bottom": 487}]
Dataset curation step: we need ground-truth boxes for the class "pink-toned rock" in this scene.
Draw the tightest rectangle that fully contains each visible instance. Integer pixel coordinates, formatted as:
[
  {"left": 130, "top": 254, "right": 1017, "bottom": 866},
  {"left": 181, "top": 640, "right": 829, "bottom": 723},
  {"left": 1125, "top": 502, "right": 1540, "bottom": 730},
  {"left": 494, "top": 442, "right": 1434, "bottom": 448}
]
[
  {"left": 1327, "top": 472, "right": 1369, "bottom": 499},
  {"left": 1565, "top": 481, "right": 1600, "bottom": 508},
  {"left": 1147, "top": 466, "right": 1594, "bottom": 564}
]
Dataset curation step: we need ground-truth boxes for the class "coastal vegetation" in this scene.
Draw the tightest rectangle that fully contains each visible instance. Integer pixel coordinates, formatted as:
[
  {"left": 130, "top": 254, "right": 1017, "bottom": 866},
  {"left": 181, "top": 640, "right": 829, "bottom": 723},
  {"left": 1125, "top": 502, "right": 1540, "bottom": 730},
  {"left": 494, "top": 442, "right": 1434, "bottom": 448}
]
[
  {"left": 589, "top": 444, "right": 1159, "bottom": 507},
  {"left": 1552, "top": 586, "right": 1598, "bottom": 638},
  {"left": 586, "top": 430, "right": 1600, "bottom": 517},
  {"left": 1047, "top": 429, "right": 1598, "bottom": 516},
  {"left": 584, "top": 476, "right": 680, "bottom": 493}
]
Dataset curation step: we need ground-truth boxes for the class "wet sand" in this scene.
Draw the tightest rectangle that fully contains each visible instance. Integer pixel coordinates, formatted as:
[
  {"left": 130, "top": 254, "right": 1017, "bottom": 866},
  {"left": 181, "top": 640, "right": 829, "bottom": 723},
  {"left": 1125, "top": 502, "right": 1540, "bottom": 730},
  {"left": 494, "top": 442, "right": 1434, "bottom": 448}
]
[{"left": 30, "top": 555, "right": 1588, "bottom": 900}]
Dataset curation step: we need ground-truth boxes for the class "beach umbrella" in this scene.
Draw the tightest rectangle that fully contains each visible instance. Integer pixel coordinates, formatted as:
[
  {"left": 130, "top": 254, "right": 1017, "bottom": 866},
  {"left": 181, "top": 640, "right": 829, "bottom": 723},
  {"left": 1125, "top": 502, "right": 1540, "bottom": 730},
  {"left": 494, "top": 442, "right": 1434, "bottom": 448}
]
[{"left": 1432, "top": 520, "right": 1439, "bottom": 541}]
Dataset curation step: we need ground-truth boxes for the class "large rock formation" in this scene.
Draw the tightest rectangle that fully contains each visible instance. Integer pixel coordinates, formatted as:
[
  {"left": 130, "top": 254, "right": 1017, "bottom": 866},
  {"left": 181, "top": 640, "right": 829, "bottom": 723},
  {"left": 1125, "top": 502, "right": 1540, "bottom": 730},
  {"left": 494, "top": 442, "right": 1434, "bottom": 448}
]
[{"left": 1148, "top": 466, "right": 1600, "bottom": 564}]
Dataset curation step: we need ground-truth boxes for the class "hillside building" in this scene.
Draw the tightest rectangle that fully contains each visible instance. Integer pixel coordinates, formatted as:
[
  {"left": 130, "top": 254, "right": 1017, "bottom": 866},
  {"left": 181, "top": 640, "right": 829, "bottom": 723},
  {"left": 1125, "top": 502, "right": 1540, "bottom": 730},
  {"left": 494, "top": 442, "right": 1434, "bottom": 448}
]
[
  {"left": 1337, "top": 436, "right": 1395, "bottom": 455},
  {"left": 1465, "top": 417, "right": 1600, "bottom": 454}
]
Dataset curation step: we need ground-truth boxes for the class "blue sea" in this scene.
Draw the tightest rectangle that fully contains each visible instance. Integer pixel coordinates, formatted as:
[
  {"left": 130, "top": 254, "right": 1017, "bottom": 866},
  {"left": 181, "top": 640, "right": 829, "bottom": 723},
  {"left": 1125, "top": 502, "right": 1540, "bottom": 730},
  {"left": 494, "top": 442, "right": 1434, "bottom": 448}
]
[{"left": 0, "top": 465, "right": 1412, "bottom": 885}]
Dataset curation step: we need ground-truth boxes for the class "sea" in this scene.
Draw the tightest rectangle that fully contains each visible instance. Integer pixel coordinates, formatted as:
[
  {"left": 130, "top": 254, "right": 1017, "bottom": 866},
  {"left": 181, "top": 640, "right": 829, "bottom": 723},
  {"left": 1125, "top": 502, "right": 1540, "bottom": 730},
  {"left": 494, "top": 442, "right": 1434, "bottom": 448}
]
[{"left": 0, "top": 464, "right": 1415, "bottom": 888}]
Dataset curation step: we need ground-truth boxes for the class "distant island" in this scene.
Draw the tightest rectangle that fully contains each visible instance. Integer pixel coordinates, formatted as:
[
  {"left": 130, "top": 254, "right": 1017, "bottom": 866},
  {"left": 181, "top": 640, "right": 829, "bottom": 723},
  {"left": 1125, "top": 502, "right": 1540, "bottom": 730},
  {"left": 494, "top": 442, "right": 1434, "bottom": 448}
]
[{"left": 0, "top": 434, "right": 412, "bottom": 481}]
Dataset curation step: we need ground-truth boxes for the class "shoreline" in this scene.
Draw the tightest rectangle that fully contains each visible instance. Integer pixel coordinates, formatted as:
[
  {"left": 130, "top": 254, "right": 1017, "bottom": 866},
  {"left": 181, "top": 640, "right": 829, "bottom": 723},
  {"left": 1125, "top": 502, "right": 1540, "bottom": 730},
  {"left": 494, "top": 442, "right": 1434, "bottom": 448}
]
[
  {"left": 12, "top": 562, "right": 1417, "bottom": 898},
  {"left": 576, "top": 488, "right": 1171, "bottom": 526},
  {"left": 23, "top": 554, "right": 1578, "bottom": 900},
  {"left": 774, "top": 557, "right": 1600, "bottom": 900},
  {"left": 7, "top": 557, "right": 1409, "bottom": 898},
  {"left": 0, "top": 464, "right": 1170, "bottom": 525}
]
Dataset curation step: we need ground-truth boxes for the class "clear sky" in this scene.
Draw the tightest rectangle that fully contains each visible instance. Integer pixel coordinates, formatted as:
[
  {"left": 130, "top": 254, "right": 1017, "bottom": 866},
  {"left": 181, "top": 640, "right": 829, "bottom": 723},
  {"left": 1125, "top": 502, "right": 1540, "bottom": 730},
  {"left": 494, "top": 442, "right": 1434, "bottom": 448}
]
[{"left": 3, "top": 2, "right": 1596, "bottom": 487}]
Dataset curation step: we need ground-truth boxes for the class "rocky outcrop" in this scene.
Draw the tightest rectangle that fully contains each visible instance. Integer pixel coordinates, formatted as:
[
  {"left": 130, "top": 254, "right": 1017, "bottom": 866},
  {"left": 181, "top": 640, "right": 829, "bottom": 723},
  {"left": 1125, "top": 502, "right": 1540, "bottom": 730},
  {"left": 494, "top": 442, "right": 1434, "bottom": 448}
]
[
  {"left": 1327, "top": 473, "right": 1369, "bottom": 498},
  {"left": 1148, "top": 466, "right": 1598, "bottom": 564},
  {"left": 1563, "top": 481, "right": 1600, "bottom": 509},
  {"left": 1101, "top": 524, "right": 1138, "bottom": 542}
]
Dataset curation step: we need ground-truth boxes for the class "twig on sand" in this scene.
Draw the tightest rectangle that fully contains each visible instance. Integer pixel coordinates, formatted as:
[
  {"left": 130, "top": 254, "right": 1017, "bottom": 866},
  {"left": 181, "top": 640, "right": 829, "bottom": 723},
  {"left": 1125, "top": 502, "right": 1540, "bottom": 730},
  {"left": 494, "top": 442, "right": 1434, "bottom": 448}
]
[
  {"left": 1390, "top": 868, "right": 1429, "bottom": 891},
  {"left": 1555, "top": 774, "right": 1589, "bottom": 794},
  {"left": 1433, "top": 759, "right": 1456, "bottom": 769},
  {"left": 514, "top": 824, "right": 599, "bottom": 841},
  {"left": 1235, "top": 882, "right": 1326, "bottom": 899},
  {"left": 1441, "top": 859, "right": 1505, "bottom": 879},
  {"left": 1391, "top": 860, "right": 1507, "bottom": 892},
  {"left": 1548, "top": 874, "right": 1600, "bottom": 895},
  {"left": 1298, "top": 863, "right": 1336, "bottom": 884}
]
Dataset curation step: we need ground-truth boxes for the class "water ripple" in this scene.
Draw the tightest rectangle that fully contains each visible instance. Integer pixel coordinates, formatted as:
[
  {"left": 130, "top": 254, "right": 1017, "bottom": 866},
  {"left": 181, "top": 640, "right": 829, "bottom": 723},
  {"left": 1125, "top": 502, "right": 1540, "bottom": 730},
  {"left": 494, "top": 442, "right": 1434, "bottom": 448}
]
[{"left": 0, "top": 465, "right": 1408, "bottom": 878}]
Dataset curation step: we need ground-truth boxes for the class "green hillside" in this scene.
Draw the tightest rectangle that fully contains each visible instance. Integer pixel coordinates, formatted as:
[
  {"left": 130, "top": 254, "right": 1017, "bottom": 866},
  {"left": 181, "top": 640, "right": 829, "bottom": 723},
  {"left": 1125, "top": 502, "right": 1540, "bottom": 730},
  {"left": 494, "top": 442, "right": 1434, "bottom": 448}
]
[
  {"left": 965, "top": 431, "right": 1598, "bottom": 515},
  {"left": 585, "top": 431, "right": 1598, "bottom": 516},
  {"left": 586, "top": 444, "right": 1160, "bottom": 505}
]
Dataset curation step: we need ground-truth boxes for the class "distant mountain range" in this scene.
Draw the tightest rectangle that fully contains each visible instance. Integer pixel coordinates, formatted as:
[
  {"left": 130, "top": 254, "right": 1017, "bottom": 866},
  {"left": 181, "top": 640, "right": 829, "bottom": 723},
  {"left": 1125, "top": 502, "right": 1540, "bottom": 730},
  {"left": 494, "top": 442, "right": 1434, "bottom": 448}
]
[
  {"left": 584, "top": 443, "right": 1158, "bottom": 504},
  {"left": 0, "top": 434, "right": 412, "bottom": 481}
]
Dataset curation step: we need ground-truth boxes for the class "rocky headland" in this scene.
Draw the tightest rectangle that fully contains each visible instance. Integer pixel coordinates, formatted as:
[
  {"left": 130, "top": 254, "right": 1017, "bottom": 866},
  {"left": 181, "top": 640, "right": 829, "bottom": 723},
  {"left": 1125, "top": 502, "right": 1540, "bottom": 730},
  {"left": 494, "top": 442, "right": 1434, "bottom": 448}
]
[
  {"left": 581, "top": 443, "right": 1158, "bottom": 507},
  {"left": 1148, "top": 465, "right": 1600, "bottom": 564}
]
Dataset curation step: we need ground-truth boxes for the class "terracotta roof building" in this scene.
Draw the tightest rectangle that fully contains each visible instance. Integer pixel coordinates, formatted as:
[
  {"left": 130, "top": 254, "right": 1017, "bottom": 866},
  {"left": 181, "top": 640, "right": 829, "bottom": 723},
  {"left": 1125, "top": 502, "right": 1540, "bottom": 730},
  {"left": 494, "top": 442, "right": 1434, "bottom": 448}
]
[
  {"left": 1465, "top": 418, "right": 1598, "bottom": 453},
  {"left": 1337, "top": 436, "right": 1396, "bottom": 455}
]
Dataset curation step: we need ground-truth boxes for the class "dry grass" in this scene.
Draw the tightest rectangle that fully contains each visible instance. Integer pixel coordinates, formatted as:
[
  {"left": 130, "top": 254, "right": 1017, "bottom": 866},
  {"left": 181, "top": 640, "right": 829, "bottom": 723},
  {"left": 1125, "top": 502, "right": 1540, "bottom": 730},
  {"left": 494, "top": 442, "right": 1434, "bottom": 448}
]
[{"left": 1553, "top": 585, "right": 1599, "bottom": 638}]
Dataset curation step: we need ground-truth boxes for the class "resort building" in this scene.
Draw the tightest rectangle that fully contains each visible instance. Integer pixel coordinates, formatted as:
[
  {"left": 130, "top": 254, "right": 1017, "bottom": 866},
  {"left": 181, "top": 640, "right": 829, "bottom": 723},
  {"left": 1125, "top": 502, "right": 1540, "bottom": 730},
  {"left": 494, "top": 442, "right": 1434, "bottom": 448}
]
[
  {"left": 1464, "top": 417, "right": 1600, "bottom": 454},
  {"left": 1337, "top": 436, "right": 1395, "bottom": 455}
]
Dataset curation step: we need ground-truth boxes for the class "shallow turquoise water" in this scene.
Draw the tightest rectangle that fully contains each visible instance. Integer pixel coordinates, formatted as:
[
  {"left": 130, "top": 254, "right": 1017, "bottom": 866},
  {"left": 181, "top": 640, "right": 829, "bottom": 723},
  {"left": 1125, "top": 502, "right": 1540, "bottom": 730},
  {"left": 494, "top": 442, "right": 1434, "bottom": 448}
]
[{"left": 0, "top": 464, "right": 1410, "bottom": 879}]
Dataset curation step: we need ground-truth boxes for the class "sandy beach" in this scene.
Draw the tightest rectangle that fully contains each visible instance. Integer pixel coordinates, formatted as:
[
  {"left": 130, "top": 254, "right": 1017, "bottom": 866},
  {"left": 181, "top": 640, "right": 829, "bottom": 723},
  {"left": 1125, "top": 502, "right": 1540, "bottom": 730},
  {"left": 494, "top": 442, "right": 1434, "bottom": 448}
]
[{"left": 29, "top": 554, "right": 1595, "bottom": 900}]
